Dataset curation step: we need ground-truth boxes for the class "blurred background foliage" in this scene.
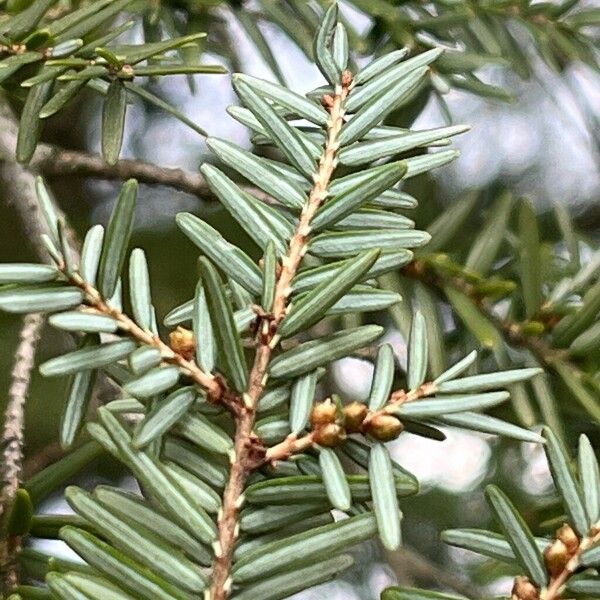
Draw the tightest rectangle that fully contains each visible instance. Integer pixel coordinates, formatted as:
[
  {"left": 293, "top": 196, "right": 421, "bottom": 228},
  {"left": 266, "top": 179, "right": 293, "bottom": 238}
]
[{"left": 0, "top": 0, "right": 599, "bottom": 598}]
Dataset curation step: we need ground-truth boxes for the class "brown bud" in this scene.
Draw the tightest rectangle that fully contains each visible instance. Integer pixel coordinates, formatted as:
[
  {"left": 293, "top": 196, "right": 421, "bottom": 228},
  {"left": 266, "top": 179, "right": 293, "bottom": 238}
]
[
  {"left": 556, "top": 523, "right": 579, "bottom": 555},
  {"left": 365, "top": 414, "right": 404, "bottom": 442},
  {"left": 511, "top": 576, "right": 539, "bottom": 600},
  {"left": 169, "top": 326, "right": 196, "bottom": 360},
  {"left": 310, "top": 400, "right": 337, "bottom": 428},
  {"left": 313, "top": 423, "right": 346, "bottom": 447},
  {"left": 343, "top": 402, "right": 368, "bottom": 433},
  {"left": 321, "top": 94, "right": 334, "bottom": 109},
  {"left": 544, "top": 539, "right": 569, "bottom": 578},
  {"left": 341, "top": 70, "right": 353, "bottom": 87}
]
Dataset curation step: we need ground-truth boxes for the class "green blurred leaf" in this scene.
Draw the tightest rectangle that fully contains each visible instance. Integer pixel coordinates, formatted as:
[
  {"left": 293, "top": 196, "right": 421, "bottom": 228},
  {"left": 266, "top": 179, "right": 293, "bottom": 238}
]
[
  {"left": 16, "top": 80, "right": 53, "bottom": 163},
  {"left": 485, "top": 485, "right": 548, "bottom": 586},
  {"left": 465, "top": 192, "right": 513, "bottom": 275},
  {"left": 382, "top": 586, "right": 468, "bottom": 600},
  {"left": 519, "top": 199, "right": 542, "bottom": 319},
  {"left": 198, "top": 257, "right": 248, "bottom": 392},
  {"left": 319, "top": 448, "right": 351, "bottom": 511},
  {"left": 102, "top": 79, "right": 127, "bottom": 165},
  {"left": 97, "top": 179, "right": 138, "bottom": 299}
]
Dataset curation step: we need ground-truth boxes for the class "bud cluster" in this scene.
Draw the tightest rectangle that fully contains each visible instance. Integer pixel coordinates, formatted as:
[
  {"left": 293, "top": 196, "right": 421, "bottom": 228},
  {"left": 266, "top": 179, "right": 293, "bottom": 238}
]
[
  {"left": 310, "top": 400, "right": 404, "bottom": 447},
  {"left": 544, "top": 524, "right": 580, "bottom": 578},
  {"left": 511, "top": 524, "right": 581, "bottom": 600},
  {"left": 511, "top": 576, "right": 539, "bottom": 600},
  {"left": 310, "top": 399, "right": 345, "bottom": 447}
]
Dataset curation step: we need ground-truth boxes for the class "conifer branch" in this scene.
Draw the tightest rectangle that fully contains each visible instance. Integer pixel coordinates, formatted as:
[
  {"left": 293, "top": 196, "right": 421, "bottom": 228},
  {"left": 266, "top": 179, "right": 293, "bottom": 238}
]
[
  {"left": 210, "top": 71, "right": 354, "bottom": 600},
  {"left": 402, "top": 256, "right": 574, "bottom": 369}
]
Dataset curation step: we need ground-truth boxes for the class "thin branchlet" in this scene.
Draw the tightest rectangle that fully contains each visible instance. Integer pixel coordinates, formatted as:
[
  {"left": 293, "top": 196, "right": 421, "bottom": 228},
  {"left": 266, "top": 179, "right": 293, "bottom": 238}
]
[
  {"left": 0, "top": 313, "right": 44, "bottom": 593},
  {"left": 263, "top": 380, "right": 437, "bottom": 464},
  {"left": 64, "top": 271, "right": 239, "bottom": 410}
]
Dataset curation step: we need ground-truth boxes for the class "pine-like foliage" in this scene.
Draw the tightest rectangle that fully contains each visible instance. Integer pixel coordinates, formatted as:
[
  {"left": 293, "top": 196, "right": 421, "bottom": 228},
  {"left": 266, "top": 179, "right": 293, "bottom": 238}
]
[
  {"left": 0, "top": 5, "right": 540, "bottom": 599},
  {"left": 386, "top": 430, "right": 600, "bottom": 600},
  {"left": 0, "top": 2, "right": 599, "bottom": 600},
  {"left": 2, "top": 0, "right": 598, "bottom": 165},
  {"left": 0, "top": 0, "right": 224, "bottom": 163}
]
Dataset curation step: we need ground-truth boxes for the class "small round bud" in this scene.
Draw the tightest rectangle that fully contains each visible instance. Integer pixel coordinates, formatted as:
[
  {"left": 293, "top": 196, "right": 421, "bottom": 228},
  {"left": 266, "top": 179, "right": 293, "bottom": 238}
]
[
  {"left": 365, "top": 414, "right": 404, "bottom": 442},
  {"left": 321, "top": 94, "right": 334, "bottom": 109},
  {"left": 169, "top": 326, "right": 196, "bottom": 360},
  {"left": 511, "top": 576, "right": 539, "bottom": 600},
  {"left": 544, "top": 539, "right": 569, "bottom": 577},
  {"left": 556, "top": 523, "right": 579, "bottom": 554},
  {"left": 343, "top": 402, "right": 368, "bottom": 433},
  {"left": 310, "top": 400, "right": 337, "bottom": 428},
  {"left": 120, "top": 64, "right": 134, "bottom": 78},
  {"left": 313, "top": 423, "right": 346, "bottom": 447}
]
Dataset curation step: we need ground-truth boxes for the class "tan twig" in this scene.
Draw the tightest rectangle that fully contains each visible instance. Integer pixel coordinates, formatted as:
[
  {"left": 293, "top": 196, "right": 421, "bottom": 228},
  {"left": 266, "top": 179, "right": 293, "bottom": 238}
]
[
  {"left": 402, "top": 257, "right": 571, "bottom": 370},
  {"left": 67, "top": 272, "right": 228, "bottom": 405},
  {"left": 1, "top": 314, "right": 44, "bottom": 503},
  {"left": 29, "top": 144, "right": 273, "bottom": 204},
  {"left": 265, "top": 432, "right": 317, "bottom": 463},
  {"left": 0, "top": 313, "right": 44, "bottom": 593},
  {"left": 210, "top": 72, "right": 354, "bottom": 600}
]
